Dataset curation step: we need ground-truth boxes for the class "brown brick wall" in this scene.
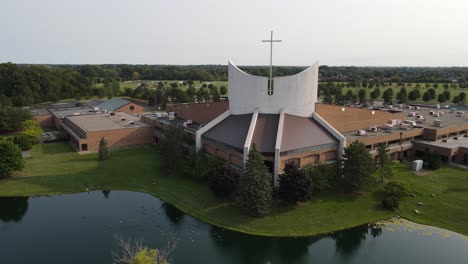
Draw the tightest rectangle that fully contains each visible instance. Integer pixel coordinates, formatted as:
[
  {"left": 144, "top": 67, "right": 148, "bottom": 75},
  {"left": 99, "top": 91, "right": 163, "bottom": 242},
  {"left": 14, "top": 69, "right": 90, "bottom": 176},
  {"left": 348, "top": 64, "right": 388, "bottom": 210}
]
[
  {"left": 166, "top": 101, "right": 229, "bottom": 125},
  {"left": 279, "top": 148, "right": 338, "bottom": 172},
  {"left": 316, "top": 104, "right": 407, "bottom": 133},
  {"left": 34, "top": 115, "right": 55, "bottom": 128},
  {"left": 202, "top": 141, "right": 243, "bottom": 168},
  {"left": 115, "top": 103, "right": 144, "bottom": 114},
  {"left": 77, "top": 126, "right": 154, "bottom": 152}
]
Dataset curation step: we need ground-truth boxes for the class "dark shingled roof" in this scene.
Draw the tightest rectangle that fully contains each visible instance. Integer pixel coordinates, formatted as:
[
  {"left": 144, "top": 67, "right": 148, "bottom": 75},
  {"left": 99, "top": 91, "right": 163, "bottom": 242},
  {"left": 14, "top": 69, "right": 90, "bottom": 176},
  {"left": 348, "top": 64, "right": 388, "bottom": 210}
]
[
  {"left": 251, "top": 114, "right": 279, "bottom": 153},
  {"left": 202, "top": 114, "right": 252, "bottom": 152},
  {"left": 281, "top": 114, "right": 337, "bottom": 152}
]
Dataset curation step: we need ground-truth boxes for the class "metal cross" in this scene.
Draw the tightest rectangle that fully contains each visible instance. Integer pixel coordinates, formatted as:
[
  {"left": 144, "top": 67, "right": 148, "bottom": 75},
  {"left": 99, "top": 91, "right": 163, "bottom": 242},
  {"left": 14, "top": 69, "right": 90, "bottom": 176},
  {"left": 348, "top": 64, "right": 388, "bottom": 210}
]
[{"left": 262, "top": 30, "right": 282, "bottom": 96}]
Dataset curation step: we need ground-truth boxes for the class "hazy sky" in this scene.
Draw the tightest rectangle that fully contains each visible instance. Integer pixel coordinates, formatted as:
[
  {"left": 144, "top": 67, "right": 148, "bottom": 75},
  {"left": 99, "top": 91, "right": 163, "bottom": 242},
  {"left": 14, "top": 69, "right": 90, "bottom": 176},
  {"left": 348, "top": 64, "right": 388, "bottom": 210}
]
[{"left": 2, "top": 0, "right": 468, "bottom": 66}]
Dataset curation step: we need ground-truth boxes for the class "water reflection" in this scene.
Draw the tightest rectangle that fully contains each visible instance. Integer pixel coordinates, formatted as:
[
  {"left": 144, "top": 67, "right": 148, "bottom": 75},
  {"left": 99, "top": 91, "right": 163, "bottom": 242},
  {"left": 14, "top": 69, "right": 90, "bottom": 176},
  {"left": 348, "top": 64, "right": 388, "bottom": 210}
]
[
  {"left": 210, "top": 227, "right": 319, "bottom": 264},
  {"left": 0, "top": 197, "right": 29, "bottom": 223},
  {"left": 161, "top": 202, "right": 184, "bottom": 225},
  {"left": 210, "top": 224, "right": 383, "bottom": 263},
  {"left": 101, "top": 190, "right": 111, "bottom": 199}
]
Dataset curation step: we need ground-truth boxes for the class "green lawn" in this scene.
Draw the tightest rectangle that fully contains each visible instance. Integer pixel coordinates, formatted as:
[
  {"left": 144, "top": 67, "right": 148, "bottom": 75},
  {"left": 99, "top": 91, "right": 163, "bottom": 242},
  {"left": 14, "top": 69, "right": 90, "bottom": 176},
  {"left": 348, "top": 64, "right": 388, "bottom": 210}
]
[{"left": 0, "top": 142, "right": 467, "bottom": 237}]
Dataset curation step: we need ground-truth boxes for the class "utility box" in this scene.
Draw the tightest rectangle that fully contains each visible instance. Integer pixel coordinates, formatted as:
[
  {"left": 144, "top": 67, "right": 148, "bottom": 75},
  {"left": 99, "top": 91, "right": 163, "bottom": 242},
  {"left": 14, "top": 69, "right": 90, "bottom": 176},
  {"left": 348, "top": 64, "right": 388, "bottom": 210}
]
[{"left": 412, "top": 160, "right": 423, "bottom": 171}]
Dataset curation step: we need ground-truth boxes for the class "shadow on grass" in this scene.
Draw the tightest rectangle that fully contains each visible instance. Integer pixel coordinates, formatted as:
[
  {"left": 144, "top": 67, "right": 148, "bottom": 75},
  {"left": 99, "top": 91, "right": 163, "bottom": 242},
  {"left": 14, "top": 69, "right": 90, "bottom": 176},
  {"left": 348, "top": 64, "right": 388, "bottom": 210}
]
[{"left": 40, "top": 143, "right": 75, "bottom": 154}]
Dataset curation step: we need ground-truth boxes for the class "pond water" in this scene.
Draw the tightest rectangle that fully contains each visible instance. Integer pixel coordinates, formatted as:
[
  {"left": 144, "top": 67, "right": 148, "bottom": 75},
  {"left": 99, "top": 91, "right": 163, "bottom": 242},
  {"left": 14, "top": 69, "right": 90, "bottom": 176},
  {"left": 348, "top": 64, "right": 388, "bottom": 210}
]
[{"left": 1, "top": 191, "right": 467, "bottom": 264}]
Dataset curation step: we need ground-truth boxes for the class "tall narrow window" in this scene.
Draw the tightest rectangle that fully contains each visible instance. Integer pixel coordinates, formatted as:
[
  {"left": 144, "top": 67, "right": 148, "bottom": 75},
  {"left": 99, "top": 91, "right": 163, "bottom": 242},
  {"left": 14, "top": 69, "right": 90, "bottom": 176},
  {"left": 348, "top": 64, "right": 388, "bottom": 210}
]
[{"left": 268, "top": 79, "right": 274, "bottom": 95}]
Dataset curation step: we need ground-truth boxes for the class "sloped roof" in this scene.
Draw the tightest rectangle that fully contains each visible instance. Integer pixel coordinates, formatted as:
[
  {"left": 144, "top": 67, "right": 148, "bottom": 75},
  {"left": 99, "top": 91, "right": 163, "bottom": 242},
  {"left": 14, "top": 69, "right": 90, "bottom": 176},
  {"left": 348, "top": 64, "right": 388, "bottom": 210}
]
[
  {"left": 202, "top": 114, "right": 252, "bottom": 153},
  {"left": 281, "top": 114, "right": 337, "bottom": 152},
  {"left": 96, "top": 98, "right": 132, "bottom": 111},
  {"left": 251, "top": 114, "right": 279, "bottom": 153}
]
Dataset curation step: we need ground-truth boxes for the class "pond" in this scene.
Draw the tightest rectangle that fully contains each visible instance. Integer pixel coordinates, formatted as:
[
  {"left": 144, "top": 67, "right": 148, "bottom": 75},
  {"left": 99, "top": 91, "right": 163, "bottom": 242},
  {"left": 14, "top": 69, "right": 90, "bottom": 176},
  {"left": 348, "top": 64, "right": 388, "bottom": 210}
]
[{"left": 0, "top": 191, "right": 467, "bottom": 264}]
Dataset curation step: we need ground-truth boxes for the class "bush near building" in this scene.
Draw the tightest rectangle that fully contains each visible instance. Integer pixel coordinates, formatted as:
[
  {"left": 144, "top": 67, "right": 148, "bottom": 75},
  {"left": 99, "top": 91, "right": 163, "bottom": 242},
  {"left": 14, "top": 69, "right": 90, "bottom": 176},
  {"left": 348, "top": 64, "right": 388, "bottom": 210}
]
[
  {"left": 210, "top": 166, "right": 240, "bottom": 198},
  {"left": 278, "top": 162, "right": 313, "bottom": 204},
  {"left": 13, "top": 134, "right": 33, "bottom": 151},
  {"left": 303, "top": 162, "right": 338, "bottom": 193},
  {"left": 424, "top": 149, "right": 442, "bottom": 170},
  {"left": 21, "top": 120, "right": 42, "bottom": 144}
]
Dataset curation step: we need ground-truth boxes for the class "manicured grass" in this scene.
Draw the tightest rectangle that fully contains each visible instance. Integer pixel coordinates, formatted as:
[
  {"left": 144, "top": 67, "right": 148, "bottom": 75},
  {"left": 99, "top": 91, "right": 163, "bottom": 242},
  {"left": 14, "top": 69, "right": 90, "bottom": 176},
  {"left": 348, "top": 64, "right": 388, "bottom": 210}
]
[{"left": 0, "top": 142, "right": 467, "bottom": 237}]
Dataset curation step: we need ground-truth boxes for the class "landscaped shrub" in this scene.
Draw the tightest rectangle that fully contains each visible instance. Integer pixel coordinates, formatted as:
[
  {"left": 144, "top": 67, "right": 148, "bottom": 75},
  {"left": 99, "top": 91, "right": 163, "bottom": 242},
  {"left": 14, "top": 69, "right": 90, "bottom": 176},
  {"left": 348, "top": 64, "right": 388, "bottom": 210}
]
[
  {"left": 13, "top": 134, "right": 32, "bottom": 150},
  {"left": 0, "top": 141, "right": 25, "bottom": 178},
  {"left": 382, "top": 196, "right": 399, "bottom": 210},
  {"left": 303, "top": 162, "right": 338, "bottom": 193},
  {"left": 278, "top": 162, "right": 313, "bottom": 204},
  {"left": 423, "top": 149, "right": 442, "bottom": 170},
  {"left": 21, "top": 120, "right": 42, "bottom": 144},
  {"left": 183, "top": 148, "right": 221, "bottom": 180},
  {"left": 383, "top": 182, "right": 411, "bottom": 199},
  {"left": 210, "top": 166, "right": 240, "bottom": 197}
]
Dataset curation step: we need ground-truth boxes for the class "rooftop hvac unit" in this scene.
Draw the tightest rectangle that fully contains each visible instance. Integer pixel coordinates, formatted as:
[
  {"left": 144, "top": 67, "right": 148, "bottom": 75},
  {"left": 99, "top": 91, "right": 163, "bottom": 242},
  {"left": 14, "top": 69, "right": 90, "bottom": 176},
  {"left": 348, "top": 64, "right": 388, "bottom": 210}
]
[
  {"left": 357, "top": 130, "right": 366, "bottom": 136},
  {"left": 73, "top": 112, "right": 80, "bottom": 115},
  {"left": 368, "top": 126, "right": 378, "bottom": 132},
  {"left": 429, "top": 111, "right": 435, "bottom": 115},
  {"left": 400, "top": 123, "right": 410, "bottom": 130},
  {"left": 456, "top": 111, "right": 465, "bottom": 117},
  {"left": 408, "top": 112, "right": 417, "bottom": 117},
  {"left": 438, "top": 111, "right": 444, "bottom": 115},
  {"left": 433, "top": 119, "right": 443, "bottom": 127},
  {"left": 120, "top": 117, "right": 126, "bottom": 121},
  {"left": 128, "top": 121, "right": 135, "bottom": 126},
  {"left": 168, "top": 112, "right": 176, "bottom": 117},
  {"left": 433, "top": 113, "right": 440, "bottom": 117},
  {"left": 156, "top": 113, "right": 163, "bottom": 118},
  {"left": 384, "top": 124, "right": 394, "bottom": 129},
  {"left": 415, "top": 106, "right": 420, "bottom": 110},
  {"left": 168, "top": 116, "right": 175, "bottom": 121}
]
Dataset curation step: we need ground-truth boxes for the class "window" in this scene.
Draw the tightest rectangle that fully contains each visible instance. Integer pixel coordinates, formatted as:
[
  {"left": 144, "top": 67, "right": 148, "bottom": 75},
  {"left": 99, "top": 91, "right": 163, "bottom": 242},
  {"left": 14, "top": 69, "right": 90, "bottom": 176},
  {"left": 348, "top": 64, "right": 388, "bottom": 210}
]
[
  {"left": 129, "top": 105, "right": 135, "bottom": 111},
  {"left": 267, "top": 79, "right": 274, "bottom": 96}
]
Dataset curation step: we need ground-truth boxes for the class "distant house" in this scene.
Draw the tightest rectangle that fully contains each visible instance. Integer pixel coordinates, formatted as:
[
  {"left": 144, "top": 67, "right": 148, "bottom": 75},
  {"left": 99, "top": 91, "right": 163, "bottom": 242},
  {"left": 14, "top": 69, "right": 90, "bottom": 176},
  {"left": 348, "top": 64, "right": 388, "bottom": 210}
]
[{"left": 96, "top": 98, "right": 143, "bottom": 113}]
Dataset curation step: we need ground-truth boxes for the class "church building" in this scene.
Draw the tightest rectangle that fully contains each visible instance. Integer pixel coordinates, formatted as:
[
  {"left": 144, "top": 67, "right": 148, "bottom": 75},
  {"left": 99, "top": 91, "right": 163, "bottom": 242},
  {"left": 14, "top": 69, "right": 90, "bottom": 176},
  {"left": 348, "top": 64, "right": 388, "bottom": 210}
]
[{"left": 196, "top": 61, "right": 345, "bottom": 185}]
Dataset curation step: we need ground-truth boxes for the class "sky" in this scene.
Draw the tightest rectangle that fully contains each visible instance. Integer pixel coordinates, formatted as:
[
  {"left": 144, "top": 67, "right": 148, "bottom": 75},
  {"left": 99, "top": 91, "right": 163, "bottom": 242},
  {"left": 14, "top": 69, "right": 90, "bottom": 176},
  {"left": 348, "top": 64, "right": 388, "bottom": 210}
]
[{"left": 1, "top": 0, "right": 468, "bottom": 66}]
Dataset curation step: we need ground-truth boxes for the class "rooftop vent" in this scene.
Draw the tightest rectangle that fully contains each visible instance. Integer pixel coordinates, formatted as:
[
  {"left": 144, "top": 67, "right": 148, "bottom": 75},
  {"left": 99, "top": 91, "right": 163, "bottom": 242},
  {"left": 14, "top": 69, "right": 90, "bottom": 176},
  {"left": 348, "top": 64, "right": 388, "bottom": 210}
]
[
  {"left": 110, "top": 112, "right": 115, "bottom": 116},
  {"left": 120, "top": 117, "right": 126, "bottom": 121}
]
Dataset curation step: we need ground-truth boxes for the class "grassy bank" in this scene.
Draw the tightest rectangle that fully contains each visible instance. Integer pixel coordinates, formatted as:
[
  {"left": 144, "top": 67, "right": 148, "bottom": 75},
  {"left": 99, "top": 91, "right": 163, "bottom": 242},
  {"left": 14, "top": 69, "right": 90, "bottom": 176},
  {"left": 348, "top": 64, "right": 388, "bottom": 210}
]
[{"left": 0, "top": 142, "right": 467, "bottom": 237}]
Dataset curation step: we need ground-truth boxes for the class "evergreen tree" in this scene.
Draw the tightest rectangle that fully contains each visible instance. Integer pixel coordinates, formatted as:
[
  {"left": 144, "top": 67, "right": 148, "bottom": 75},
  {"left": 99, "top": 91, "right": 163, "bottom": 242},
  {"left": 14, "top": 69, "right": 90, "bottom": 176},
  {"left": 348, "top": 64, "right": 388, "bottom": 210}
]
[
  {"left": 238, "top": 145, "right": 272, "bottom": 217},
  {"left": 160, "top": 123, "right": 185, "bottom": 175},
  {"left": 98, "top": 137, "right": 109, "bottom": 160},
  {"left": 342, "top": 141, "right": 375, "bottom": 192},
  {"left": 375, "top": 144, "right": 392, "bottom": 182}
]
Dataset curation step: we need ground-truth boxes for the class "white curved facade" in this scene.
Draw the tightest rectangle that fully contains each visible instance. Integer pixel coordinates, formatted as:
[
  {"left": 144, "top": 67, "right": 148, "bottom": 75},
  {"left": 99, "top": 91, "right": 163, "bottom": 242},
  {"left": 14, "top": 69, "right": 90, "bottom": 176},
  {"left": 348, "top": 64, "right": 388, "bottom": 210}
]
[{"left": 228, "top": 60, "right": 319, "bottom": 117}]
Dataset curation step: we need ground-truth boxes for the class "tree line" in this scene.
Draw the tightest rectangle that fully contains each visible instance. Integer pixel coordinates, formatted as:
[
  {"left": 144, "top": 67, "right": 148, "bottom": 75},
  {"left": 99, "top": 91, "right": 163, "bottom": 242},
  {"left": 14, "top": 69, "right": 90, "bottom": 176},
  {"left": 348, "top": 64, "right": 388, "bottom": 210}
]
[{"left": 3, "top": 62, "right": 468, "bottom": 106}]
